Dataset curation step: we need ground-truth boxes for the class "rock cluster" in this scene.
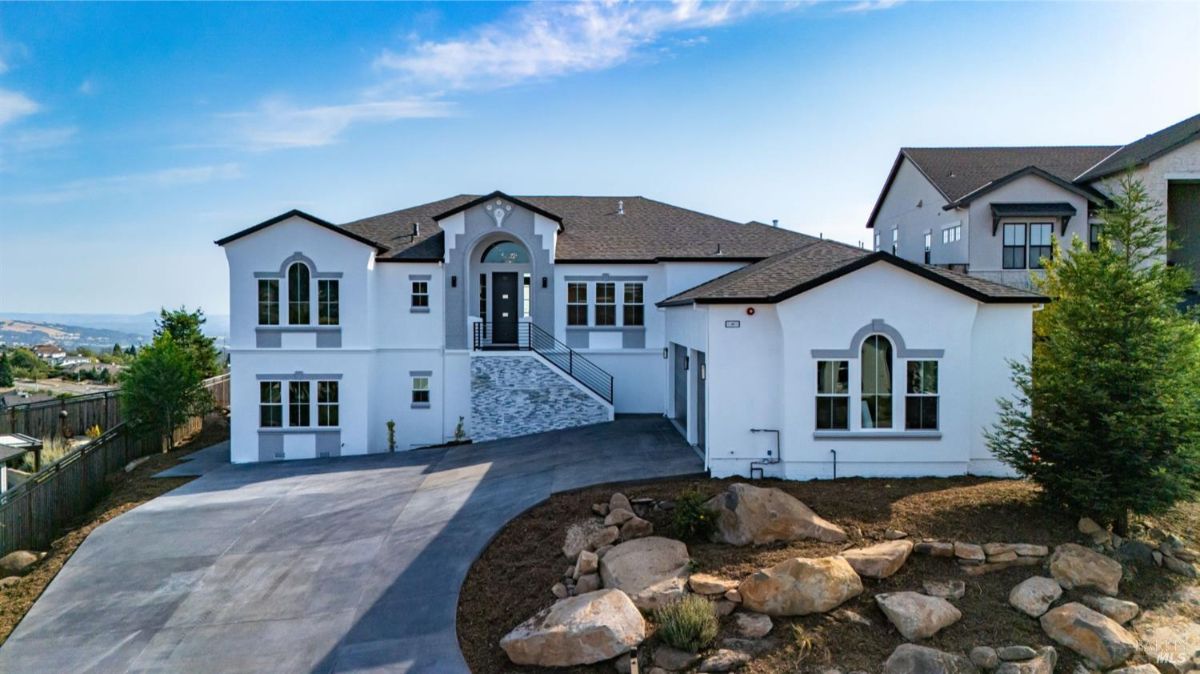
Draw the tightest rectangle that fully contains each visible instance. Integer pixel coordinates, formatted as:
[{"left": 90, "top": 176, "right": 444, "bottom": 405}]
[
  {"left": 558, "top": 492, "right": 663, "bottom": 598},
  {"left": 1079, "top": 517, "right": 1198, "bottom": 578},
  {"left": 913, "top": 539, "right": 1048, "bottom": 576}
]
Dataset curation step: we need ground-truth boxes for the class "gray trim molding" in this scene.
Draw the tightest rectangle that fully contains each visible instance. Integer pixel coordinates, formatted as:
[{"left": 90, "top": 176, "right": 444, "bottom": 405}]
[
  {"left": 410, "top": 307, "right": 431, "bottom": 314},
  {"left": 408, "top": 274, "right": 432, "bottom": 280},
  {"left": 254, "top": 252, "right": 343, "bottom": 279},
  {"left": 409, "top": 370, "right": 433, "bottom": 377},
  {"left": 565, "top": 326, "right": 644, "bottom": 333},
  {"left": 810, "top": 319, "right": 944, "bottom": 359},
  {"left": 255, "top": 325, "right": 342, "bottom": 349},
  {"left": 256, "top": 372, "right": 343, "bottom": 380},
  {"left": 411, "top": 402, "right": 431, "bottom": 409},
  {"left": 813, "top": 430, "right": 942, "bottom": 440},
  {"left": 563, "top": 274, "right": 649, "bottom": 282}
]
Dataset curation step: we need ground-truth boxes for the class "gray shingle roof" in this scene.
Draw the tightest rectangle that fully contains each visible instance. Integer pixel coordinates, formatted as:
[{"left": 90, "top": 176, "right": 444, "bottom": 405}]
[
  {"left": 903, "top": 146, "right": 1119, "bottom": 203},
  {"left": 342, "top": 194, "right": 818, "bottom": 262},
  {"left": 1076, "top": 113, "right": 1200, "bottom": 182},
  {"left": 658, "top": 239, "right": 1047, "bottom": 306}
]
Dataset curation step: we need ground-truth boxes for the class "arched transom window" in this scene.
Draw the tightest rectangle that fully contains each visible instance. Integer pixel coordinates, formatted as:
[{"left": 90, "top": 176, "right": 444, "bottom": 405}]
[
  {"left": 288, "top": 262, "right": 311, "bottom": 325},
  {"left": 861, "top": 334, "right": 893, "bottom": 428},
  {"left": 480, "top": 241, "right": 529, "bottom": 264}
]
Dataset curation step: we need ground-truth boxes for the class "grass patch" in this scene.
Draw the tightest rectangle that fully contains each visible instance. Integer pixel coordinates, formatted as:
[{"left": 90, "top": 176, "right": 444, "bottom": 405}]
[{"left": 653, "top": 595, "right": 719, "bottom": 653}]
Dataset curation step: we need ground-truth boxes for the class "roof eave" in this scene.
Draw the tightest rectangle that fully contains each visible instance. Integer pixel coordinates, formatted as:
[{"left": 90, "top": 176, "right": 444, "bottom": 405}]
[
  {"left": 943, "top": 166, "right": 1110, "bottom": 210},
  {"left": 431, "top": 191, "right": 565, "bottom": 231},
  {"left": 215, "top": 209, "right": 388, "bottom": 253}
]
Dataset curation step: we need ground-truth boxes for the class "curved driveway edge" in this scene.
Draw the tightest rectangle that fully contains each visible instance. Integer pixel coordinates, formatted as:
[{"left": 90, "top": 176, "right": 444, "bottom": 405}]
[{"left": 0, "top": 416, "right": 703, "bottom": 673}]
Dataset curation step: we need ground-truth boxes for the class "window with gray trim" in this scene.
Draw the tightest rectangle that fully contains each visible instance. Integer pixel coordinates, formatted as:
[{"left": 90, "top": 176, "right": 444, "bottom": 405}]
[
  {"left": 923, "top": 231, "right": 932, "bottom": 264},
  {"left": 891, "top": 228, "right": 899, "bottom": 255},
  {"left": 1029, "top": 222, "right": 1053, "bottom": 269},
  {"left": 595, "top": 282, "right": 616, "bottom": 326},
  {"left": 258, "top": 279, "right": 279, "bottom": 325},
  {"left": 1002, "top": 223, "right": 1027, "bottom": 269},
  {"left": 288, "top": 262, "right": 311, "bottom": 324},
  {"left": 567, "top": 282, "right": 588, "bottom": 326},
  {"left": 260, "top": 381, "right": 282, "bottom": 427},
  {"left": 1089, "top": 223, "right": 1103, "bottom": 252},
  {"left": 861, "top": 335, "right": 893, "bottom": 429},
  {"left": 412, "top": 280, "right": 429, "bottom": 308},
  {"left": 411, "top": 376, "right": 430, "bottom": 405},
  {"left": 815, "top": 360, "right": 849, "bottom": 430},
  {"left": 317, "top": 380, "right": 339, "bottom": 427},
  {"left": 905, "top": 361, "right": 938, "bottom": 430},
  {"left": 623, "top": 283, "right": 644, "bottom": 326},
  {"left": 318, "top": 279, "right": 339, "bottom": 325},
  {"left": 288, "top": 381, "right": 310, "bottom": 427}
]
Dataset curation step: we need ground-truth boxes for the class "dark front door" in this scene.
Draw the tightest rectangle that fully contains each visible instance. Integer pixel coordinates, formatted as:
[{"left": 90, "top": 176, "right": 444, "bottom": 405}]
[{"left": 491, "top": 272, "right": 519, "bottom": 344}]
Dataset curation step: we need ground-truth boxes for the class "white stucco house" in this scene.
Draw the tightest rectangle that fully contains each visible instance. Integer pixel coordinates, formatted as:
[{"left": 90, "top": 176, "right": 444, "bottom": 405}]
[
  {"left": 867, "top": 113, "right": 1200, "bottom": 290},
  {"left": 217, "top": 191, "right": 1044, "bottom": 479}
]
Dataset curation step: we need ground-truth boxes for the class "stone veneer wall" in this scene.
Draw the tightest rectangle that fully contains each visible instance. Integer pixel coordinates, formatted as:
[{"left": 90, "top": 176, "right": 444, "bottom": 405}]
[{"left": 471, "top": 356, "right": 611, "bottom": 443}]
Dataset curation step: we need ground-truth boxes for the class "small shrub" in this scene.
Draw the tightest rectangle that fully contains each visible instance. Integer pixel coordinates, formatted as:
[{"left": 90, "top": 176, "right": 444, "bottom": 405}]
[
  {"left": 671, "top": 488, "right": 717, "bottom": 541},
  {"left": 653, "top": 595, "right": 718, "bottom": 653},
  {"left": 85, "top": 424, "right": 103, "bottom": 440},
  {"left": 386, "top": 420, "right": 396, "bottom": 451},
  {"left": 454, "top": 416, "right": 466, "bottom": 442}
]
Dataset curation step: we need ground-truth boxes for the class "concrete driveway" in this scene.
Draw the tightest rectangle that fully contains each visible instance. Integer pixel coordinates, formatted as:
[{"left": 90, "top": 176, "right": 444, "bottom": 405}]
[{"left": 0, "top": 416, "right": 702, "bottom": 673}]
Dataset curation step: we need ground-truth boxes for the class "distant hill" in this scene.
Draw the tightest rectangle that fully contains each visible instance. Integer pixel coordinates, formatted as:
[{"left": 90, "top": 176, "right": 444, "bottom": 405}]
[{"left": 0, "top": 311, "right": 229, "bottom": 349}]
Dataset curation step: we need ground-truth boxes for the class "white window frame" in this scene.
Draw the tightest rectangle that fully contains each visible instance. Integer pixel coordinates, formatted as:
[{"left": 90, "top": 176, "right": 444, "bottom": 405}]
[
  {"left": 622, "top": 282, "right": 644, "bottom": 327},
  {"left": 905, "top": 360, "right": 939, "bottom": 430},
  {"left": 567, "top": 282, "right": 588, "bottom": 326},
  {"left": 815, "top": 360, "right": 849, "bottom": 430},
  {"left": 318, "top": 279, "right": 339, "bottom": 326},
  {"left": 317, "top": 380, "right": 339, "bottom": 428},
  {"left": 259, "top": 381, "right": 282, "bottom": 428},
  {"left": 411, "top": 376, "right": 430, "bottom": 408}
]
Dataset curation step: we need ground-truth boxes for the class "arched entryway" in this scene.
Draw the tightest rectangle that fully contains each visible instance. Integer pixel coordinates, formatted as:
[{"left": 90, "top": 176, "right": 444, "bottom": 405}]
[{"left": 471, "top": 236, "right": 533, "bottom": 345}]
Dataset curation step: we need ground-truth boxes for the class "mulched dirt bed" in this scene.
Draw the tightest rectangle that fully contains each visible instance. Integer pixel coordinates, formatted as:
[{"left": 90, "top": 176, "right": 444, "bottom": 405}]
[
  {"left": 0, "top": 417, "right": 229, "bottom": 645},
  {"left": 457, "top": 475, "right": 1198, "bottom": 674}
]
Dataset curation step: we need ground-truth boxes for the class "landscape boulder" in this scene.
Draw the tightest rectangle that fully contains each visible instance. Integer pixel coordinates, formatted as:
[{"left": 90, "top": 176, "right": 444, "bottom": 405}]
[
  {"left": 994, "top": 647, "right": 1056, "bottom": 674},
  {"left": 0, "top": 550, "right": 43, "bottom": 577},
  {"left": 1107, "top": 666, "right": 1163, "bottom": 674},
  {"left": 954, "top": 542, "right": 986, "bottom": 563},
  {"left": 654, "top": 645, "right": 701, "bottom": 671},
  {"left": 575, "top": 573, "right": 601, "bottom": 594},
  {"left": 563, "top": 520, "right": 605, "bottom": 560},
  {"left": 738, "top": 555, "right": 862, "bottom": 616},
  {"left": 620, "top": 515, "right": 653, "bottom": 540},
  {"left": 1039, "top": 602, "right": 1138, "bottom": 668},
  {"left": 1080, "top": 595, "right": 1139, "bottom": 625},
  {"left": 733, "top": 612, "right": 773, "bottom": 638},
  {"left": 995, "top": 646, "right": 1037, "bottom": 661},
  {"left": 610, "top": 493, "right": 632, "bottom": 514},
  {"left": 1008, "top": 577, "right": 1063, "bottom": 618},
  {"left": 598, "top": 537, "right": 690, "bottom": 611},
  {"left": 883, "top": 644, "right": 979, "bottom": 674},
  {"left": 876, "top": 591, "right": 963, "bottom": 641},
  {"left": 574, "top": 550, "right": 598, "bottom": 578},
  {"left": 841, "top": 540, "right": 914, "bottom": 579},
  {"left": 500, "top": 589, "right": 645, "bottom": 666},
  {"left": 915, "top": 541, "right": 956, "bottom": 558},
  {"left": 605, "top": 508, "right": 635, "bottom": 526},
  {"left": 705, "top": 483, "right": 847, "bottom": 546},
  {"left": 689, "top": 573, "right": 737, "bottom": 595},
  {"left": 922, "top": 579, "right": 966, "bottom": 601},
  {"left": 970, "top": 647, "right": 999, "bottom": 669},
  {"left": 698, "top": 649, "right": 752, "bottom": 673},
  {"left": 587, "top": 526, "right": 621, "bottom": 551},
  {"left": 1048, "top": 544, "right": 1123, "bottom": 595}
]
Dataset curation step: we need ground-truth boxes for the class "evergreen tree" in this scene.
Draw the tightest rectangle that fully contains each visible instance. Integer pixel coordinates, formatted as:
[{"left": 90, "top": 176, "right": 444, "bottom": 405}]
[
  {"left": 155, "top": 307, "right": 222, "bottom": 379},
  {"left": 112, "top": 343, "right": 123, "bottom": 356},
  {"left": 120, "top": 333, "right": 212, "bottom": 451},
  {"left": 987, "top": 176, "right": 1200, "bottom": 534},
  {"left": 0, "top": 353, "right": 14, "bottom": 387}
]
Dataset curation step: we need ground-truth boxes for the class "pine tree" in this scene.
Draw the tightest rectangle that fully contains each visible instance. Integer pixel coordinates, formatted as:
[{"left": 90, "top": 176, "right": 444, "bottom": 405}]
[
  {"left": 987, "top": 176, "right": 1200, "bottom": 534},
  {"left": 0, "top": 353, "right": 14, "bottom": 387},
  {"left": 154, "top": 307, "right": 222, "bottom": 379}
]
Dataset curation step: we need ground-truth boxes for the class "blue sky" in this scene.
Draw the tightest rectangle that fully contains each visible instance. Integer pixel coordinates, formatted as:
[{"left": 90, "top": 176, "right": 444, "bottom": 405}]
[{"left": 0, "top": 1, "right": 1197, "bottom": 315}]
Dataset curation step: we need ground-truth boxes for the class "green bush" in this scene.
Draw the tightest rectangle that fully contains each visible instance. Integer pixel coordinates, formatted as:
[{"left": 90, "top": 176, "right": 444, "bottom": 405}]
[
  {"left": 653, "top": 595, "right": 718, "bottom": 653},
  {"left": 670, "top": 488, "right": 717, "bottom": 541}
]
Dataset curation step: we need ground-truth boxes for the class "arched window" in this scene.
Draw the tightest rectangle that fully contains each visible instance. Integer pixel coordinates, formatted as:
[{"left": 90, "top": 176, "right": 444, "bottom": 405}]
[
  {"left": 288, "top": 262, "right": 310, "bottom": 325},
  {"left": 861, "top": 334, "right": 892, "bottom": 428},
  {"left": 480, "top": 241, "right": 529, "bottom": 264}
]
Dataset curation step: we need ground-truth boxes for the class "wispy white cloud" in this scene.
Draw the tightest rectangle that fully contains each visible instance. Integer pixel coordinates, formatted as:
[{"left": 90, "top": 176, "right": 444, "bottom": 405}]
[
  {"left": 5, "top": 125, "right": 76, "bottom": 153},
  {"left": 78, "top": 79, "right": 98, "bottom": 95},
  {"left": 9, "top": 163, "right": 242, "bottom": 204},
  {"left": 374, "top": 0, "right": 778, "bottom": 92},
  {"left": 840, "top": 0, "right": 905, "bottom": 12},
  {"left": 226, "top": 96, "right": 456, "bottom": 150},
  {"left": 0, "top": 88, "right": 38, "bottom": 127}
]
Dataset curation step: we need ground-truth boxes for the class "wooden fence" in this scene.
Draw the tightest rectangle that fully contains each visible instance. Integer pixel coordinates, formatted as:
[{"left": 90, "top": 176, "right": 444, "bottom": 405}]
[
  {"left": 0, "top": 374, "right": 230, "bottom": 439},
  {"left": 0, "top": 373, "right": 231, "bottom": 557}
]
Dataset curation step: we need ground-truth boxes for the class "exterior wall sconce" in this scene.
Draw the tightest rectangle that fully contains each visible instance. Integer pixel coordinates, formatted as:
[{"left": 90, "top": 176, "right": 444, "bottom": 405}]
[
  {"left": 451, "top": 275, "right": 457, "bottom": 288},
  {"left": 541, "top": 276, "right": 548, "bottom": 288},
  {"left": 662, "top": 347, "right": 668, "bottom": 359},
  {"left": 700, "top": 363, "right": 706, "bottom": 380}
]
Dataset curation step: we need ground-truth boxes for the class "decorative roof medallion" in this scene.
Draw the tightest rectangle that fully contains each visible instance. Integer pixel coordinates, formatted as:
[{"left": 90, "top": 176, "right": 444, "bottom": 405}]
[{"left": 485, "top": 199, "right": 512, "bottom": 227}]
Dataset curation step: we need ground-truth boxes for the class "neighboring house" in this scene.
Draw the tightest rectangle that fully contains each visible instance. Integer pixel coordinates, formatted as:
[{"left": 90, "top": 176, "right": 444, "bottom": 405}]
[
  {"left": 0, "top": 391, "right": 56, "bottom": 409},
  {"left": 867, "top": 114, "right": 1200, "bottom": 289},
  {"left": 218, "top": 191, "right": 1042, "bottom": 478},
  {"left": 31, "top": 344, "right": 67, "bottom": 364}
]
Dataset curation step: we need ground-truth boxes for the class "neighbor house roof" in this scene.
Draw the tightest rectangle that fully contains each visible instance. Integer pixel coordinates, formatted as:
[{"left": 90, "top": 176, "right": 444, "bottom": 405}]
[
  {"left": 1076, "top": 113, "right": 1200, "bottom": 182},
  {"left": 657, "top": 239, "right": 1048, "bottom": 307},
  {"left": 341, "top": 193, "right": 819, "bottom": 262}
]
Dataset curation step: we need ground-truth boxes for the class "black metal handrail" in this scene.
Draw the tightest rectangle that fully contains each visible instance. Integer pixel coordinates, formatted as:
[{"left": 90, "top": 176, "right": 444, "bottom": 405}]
[{"left": 472, "top": 321, "right": 614, "bottom": 404}]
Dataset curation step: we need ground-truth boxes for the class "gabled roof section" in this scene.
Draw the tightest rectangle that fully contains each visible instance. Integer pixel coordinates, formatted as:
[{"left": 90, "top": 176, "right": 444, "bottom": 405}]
[
  {"left": 215, "top": 209, "right": 388, "bottom": 253},
  {"left": 658, "top": 240, "right": 1047, "bottom": 307},
  {"left": 1076, "top": 113, "right": 1200, "bottom": 182},
  {"left": 431, "top": 190, "right": 565, "bottom": 227},
  {"left": 943, "top": 165, "right": 1109, "bottom": 208},
  {"left": 344, "top": 195, "right": 819, "bottom": 262}
]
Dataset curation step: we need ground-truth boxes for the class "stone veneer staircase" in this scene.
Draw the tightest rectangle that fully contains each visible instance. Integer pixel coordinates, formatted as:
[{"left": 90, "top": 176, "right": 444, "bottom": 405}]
[{"left": 470, "top": 355, "right": 614, "bottom": 443}]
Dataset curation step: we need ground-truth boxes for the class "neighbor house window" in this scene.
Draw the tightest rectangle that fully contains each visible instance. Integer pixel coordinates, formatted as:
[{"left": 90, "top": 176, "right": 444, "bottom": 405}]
[
  {"left": 861, "top": 335, "right": 893, "bottom": 429},
  {"left": 259, "top": 381, "right": 282, "bottom": 428},
  {"left": 1089, "top": 223, "right": 1103, "bottom": 252},
  {"left": 595, "top": 282, "right": 616, "bottom": 326},
  {"left": 923, "top": 231, "right": 932, "bottom": 264},
  {"left": 289, "top": 380, "right": 310, "bottom": 427},
  {"left": 815, "top": 360, "right": 849, "bottom": 430},
  {"left": 411, "top": 377, "right": 430, "bottom": 405},
  {"left": 942, "top": 224, "right": 961, "bottom": 244},
  {"left": 318, "top": 279, "right": 339, "bottom": 325},
  {"left": 623, "top": 283, "right": 644, "bottom": 327},
  {"left": 874, "top": 232, "right": 881, "bottom": 251},
  {"left": 567, "top": 282, "right": 588, "bottom": 326},
  {"left": 412, "top": 280, "right": 429, "bottom": 309},
  {"left": 1029, "top": 223, "right": 1053, "bottom": 269},
  {"left": 905, "top": 361, "right": 938, "bottom": 430},
  {"left": 317, "top": 381, "right": 338, "bottom": 427},
  {"left": 1002, "top": 223, "right": 1027, "bottom": 269},
  {"left": 891, "top": 228, "right": 899, "bottom": 255},
  {"left": 288, "top": 262, "right": 310, "bottom": 325},
  {"left": 258, "top": 279, "right": 279, "bottom": 325},
  {"left": 479, "top": 274, "right": 488, "bottom": 322}
]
